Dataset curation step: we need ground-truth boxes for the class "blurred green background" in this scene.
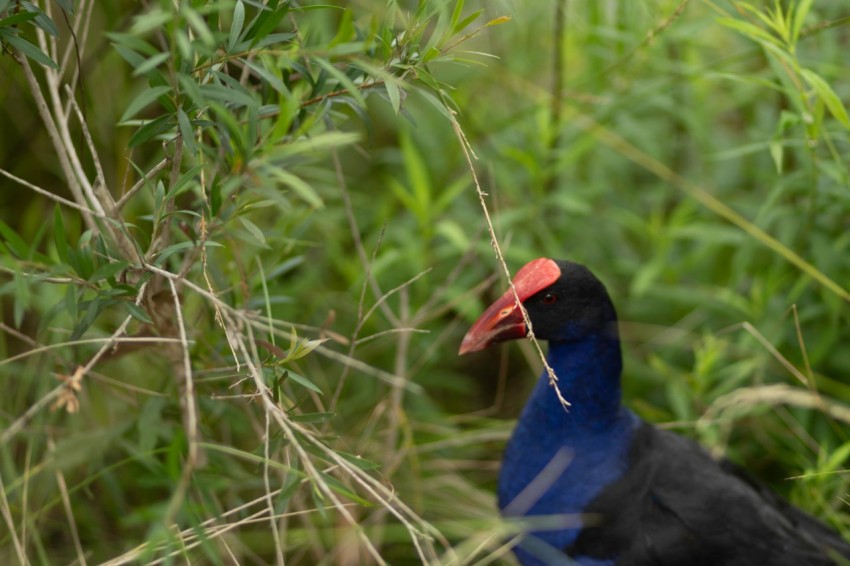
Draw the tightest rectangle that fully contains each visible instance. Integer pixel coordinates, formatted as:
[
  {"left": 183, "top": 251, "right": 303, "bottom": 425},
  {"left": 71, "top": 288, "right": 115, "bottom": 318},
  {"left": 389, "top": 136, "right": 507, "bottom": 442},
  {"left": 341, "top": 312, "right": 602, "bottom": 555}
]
[{"left": 1, "top": 0, "right": 849, "bottom": 563}]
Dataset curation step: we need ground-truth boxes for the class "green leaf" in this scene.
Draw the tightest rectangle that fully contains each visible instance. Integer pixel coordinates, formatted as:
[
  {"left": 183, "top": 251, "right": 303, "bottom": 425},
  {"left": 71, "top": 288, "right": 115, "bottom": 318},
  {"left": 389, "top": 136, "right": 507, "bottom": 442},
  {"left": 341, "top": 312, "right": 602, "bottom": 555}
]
[
  {"left": 312, "top": 57, "right": 366, "bottom": 108},
  {"left": 0, "top": 219, "right": 30, "bottom": 258},
  {"left": 317, "top": 472, "right": 371, "bottom": 506},
  {"left": 54, "top": 0, "right": 74, "bottom": 15},
  {"left": 88, "top": 260, "right": 129, "bottom": 283},
  {"left": 715, "top": 17, "right": 781, "bottom": 48},
  {"left": 132, "top": 51, "right": 170, "bottom": 77},
  {"left": 210, "top": 178, "right": 222, "bottom": 216},
  {"left": 768, "top": 111, "right": 799, "bottom": 174},
  {"left": 454, "top": 10, "right": 485, "bottom": 35},
  {"left": 450, "top": 0, "right": 466, "bottom": 31},
  {"left": 329, "top": 8, "right": 354, "bottom": 47},
  {"left": 112, "top": 43, "right": 145, "bottom": 69},
  {"left": 823, "top": 441, "right": 850, "bottom": 473},
  {"left": 171, "top": 164, "right": 204, "bottom": 197},
  {"left": 268, "top": 168, "right": 323, "bottom": 208},
  {"left": 176, "top": 108, "right": 197, "bottom": 155},
  {"left": 67, "top": 245, "right": 94, "bottom": 280},
  {"left": 200, "top": 83, "right": 256, "bottom": 108},
  {"left": 413, "top": 86, "right": 453, "bottom": 120},
  {"left": 208, "top": 101, "right": 251, "bottom": 160},
  {"left": 800, "top": 69, "right": 850, "bottom": 130},
  {"left": 13, "top": 269, "right": 29, "bottom": 328},
  {"left": 128, "top": 115, "right": 173, "bottom": 148},
  {"left": 247, "top": 2, "right": 290, "bottom": 47},
  {"left": 154, "top": 240, "right": 222, "bottom": 266},
  {"left": 21, "top": 1, "right": 58, "bottom": 37},
  {"left": 336, "top": 451, "right": 380, "bottom": 470},
  {"left": 53, "top": 206, "right": 69, "bottom": 264},
  {"left": 107, "top": 32, "right": 159, "bottom": 57},
  {"left": 435, "top": 219, "right": 469, "bottom": 251},
  {"left": 282, "top": 370, "right": 323, "bottom": 395},
  {"left": 228, "top": 0, "right": 245, "bottom": 52},
  {"left": 288, "top": 338, "right": 327, "bottom": 362},
  {"left": 180, "top": 5, "right": 214, "bottom": 46},
  {"left": 0, "top": 12, "right": 39, "bottom": 28},
  {"left": 291, "top": 412, "right": 335, "bottom": 424},
  {"left": 2, "top": 32, "right": 58, "bottom": 69},
  {"left": 124, "top": 301, "right": 153, "bottom": 324},
  {"left": 120, "top": 86, "right": 172, "bottom": 123},
  {"left": 385, "top": 80, "right": 401, "bottom": 114},
  {"left": 768, "top": 138, "right": 783, "bottom": 174},
  {"left": 238, "top": 216, "right": 269, "bottom": 247},
  {"left": 791, "top": 0, "right": 814, "bottom": 45},
  {"left": 243, "top": 60, "right": 289, "bottom": 95}
]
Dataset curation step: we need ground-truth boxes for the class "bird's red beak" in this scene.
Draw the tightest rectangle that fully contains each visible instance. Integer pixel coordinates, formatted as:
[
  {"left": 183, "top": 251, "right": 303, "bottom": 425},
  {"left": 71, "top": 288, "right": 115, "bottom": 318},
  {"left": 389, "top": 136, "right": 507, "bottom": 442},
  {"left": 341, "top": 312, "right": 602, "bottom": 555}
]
[{"left": 459, "top": 258, "right": 561, "bottom": 355}]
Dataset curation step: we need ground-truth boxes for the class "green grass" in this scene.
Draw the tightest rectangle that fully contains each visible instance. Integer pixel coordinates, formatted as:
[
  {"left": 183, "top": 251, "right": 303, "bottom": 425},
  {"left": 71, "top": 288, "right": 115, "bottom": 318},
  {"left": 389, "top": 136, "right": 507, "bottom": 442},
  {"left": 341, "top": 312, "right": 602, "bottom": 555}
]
[{"left": 1, "top": 0, "right": 849, "bottom": 563}]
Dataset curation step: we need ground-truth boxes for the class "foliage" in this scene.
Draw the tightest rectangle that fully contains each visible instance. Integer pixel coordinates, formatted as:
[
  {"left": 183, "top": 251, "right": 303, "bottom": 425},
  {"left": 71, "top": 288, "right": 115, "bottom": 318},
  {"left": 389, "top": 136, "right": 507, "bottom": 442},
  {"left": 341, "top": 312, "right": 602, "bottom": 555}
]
[{"left": 1, "top": 0, "right": 849, "bottom": 563}]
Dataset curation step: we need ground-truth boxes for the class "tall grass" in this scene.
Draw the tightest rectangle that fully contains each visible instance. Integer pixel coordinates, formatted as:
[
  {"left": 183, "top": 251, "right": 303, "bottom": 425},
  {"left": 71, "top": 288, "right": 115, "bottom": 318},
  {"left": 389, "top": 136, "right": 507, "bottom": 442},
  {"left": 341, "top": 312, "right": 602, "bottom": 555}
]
[{"left": 1, "top": 0, "right": 849, "bottom": 563}]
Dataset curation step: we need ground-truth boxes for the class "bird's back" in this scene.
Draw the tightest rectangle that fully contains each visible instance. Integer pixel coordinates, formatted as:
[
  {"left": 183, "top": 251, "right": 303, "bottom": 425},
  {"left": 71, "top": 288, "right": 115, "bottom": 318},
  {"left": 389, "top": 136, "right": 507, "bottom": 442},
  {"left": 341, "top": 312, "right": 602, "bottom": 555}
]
[{"left": 567, "top": 423, "right": 850, "bottom": 565}]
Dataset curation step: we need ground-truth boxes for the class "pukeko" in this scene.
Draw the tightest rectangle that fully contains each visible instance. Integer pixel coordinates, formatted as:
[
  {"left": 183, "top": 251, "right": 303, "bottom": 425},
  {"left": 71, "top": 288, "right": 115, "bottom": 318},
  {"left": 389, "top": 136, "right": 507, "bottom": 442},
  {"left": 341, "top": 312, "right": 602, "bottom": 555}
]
[{"left": 459, "top": 258, "right": 850, "bottom": 565}]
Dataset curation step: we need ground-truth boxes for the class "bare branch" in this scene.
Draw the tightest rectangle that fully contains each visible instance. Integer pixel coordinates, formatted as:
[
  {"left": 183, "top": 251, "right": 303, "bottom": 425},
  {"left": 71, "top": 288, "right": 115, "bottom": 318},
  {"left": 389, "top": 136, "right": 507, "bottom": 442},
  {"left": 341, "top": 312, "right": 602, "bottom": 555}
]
[
  {"left": 0, "top": 167, "right": 101, "bottom": 216},
  {"left": 0, "top": 470, "right": 29, "bottom": 565},
  {"left": 116, "top": 157, "right": 169, "bottom": 210},
  {"left": 50, "top": 438, "right": 88, "bottom": 566},
  {"left": 449, "top": 109, "right": 570, "bottom": 409},
  {"left": 13, "top": 51, "right": 96, "bottom": 230}
]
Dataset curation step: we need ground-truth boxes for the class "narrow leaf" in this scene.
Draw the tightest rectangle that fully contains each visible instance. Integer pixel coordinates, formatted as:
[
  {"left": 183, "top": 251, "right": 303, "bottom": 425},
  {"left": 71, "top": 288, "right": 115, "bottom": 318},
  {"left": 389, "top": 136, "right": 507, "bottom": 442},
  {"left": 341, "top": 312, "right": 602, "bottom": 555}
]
[
  {"left": 120, "top": 86, "right": 172, "bottom": 123},
  {"left": 269, "top": 168, "right": 323, "bottom": 208},
  {"left": 132, "top": 52, "right": 170, "bottom": 77},
  {"left": 21, "top": 1, "right": 58, "bottom": 37},
  {"left": 801, "top": 69, "right": 850, "bottom": 130},
  {"left": 715, "top": 17, "right": 781, "bottom": 47},
  {"left": 53, "top": 206, "right": 69, "bottom": 264},
  {"left": 450, "top": 0, "right": 466, "bottom": 31},
  {"left": 0, "top": 219, "right": 30, "bottom": 258},
  {"left": 200, "top": 83, "right": 256, "bottom": 108},
  {"left": 385, "top": 80, "right": 401, "bottom": 114},
  {"left": 312, "top": 57, "right": 366, "bottom": 108},
  {"left": 791, "top": 0, "right": 814, "bottom": 44},
  {"left": 282, "top": 370, "right": 323, "bottom": 395},
  {"left": 154, "top": 240, "right": 223, "bottom": 266},
  {"left": 128, "top": 115, "right": 173, "bottom": 148},
  {"left": 229, "top": 0, "right": 245, "bottom": 52},
  {"left": 455, "top": 10, "right": 485, "bottom": 34},
  {"left": 88, "top": 260, "right": 129, "bottom": 283},
  {"left": 336, "top": 451, "right": 380, "bottom": 470},
  {"left": 13, "top": 270, "right": 29, "bottom": 328},
  {"left": 238, "top": 216, "right": 268, "bottom": 247},
  {"left": 124, "top": 301, "right": 153, "bottom": 324},
  {"left": 55, "top": 0, "right": 74, "bottom": 14},
  {"left": 0, "top": 12, "right": 39, "bottom": 28},
  {"left": 484, "top": 15, "right": 511, "bottom": 28},
  {"left": 177, "top": 108, "right": 197, "bottom": 155},
  {"left": 317, "top": 472, "right": 371, "bottom": 506},
  {"left": 291, "top": 412, "right": 335, "bottom": 424},
  {"left": 4, "top": 33, "right": 58, "bottom": 69}
]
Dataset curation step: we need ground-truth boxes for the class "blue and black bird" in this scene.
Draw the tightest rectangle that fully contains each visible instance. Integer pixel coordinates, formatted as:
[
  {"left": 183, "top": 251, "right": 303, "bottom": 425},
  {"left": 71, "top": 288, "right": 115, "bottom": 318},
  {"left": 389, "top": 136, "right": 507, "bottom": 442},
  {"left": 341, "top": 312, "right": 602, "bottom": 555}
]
[{"left": 459, "top": 258, "right": 850, "bottom": 565}]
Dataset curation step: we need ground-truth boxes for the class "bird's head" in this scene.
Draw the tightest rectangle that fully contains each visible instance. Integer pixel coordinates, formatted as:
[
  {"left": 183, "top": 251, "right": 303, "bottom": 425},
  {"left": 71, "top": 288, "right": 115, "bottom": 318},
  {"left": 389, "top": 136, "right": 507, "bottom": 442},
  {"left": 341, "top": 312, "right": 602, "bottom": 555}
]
[{"left": 459, "top": 258, "right": 618, "bottom": 355}]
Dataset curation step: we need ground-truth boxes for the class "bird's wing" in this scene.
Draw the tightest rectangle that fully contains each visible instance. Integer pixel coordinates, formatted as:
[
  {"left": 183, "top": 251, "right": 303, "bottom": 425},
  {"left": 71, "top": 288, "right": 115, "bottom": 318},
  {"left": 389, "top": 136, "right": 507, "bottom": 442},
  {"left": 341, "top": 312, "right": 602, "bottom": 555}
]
[{"left": 566, "top": 424, "right": 850, "bottom": 566}]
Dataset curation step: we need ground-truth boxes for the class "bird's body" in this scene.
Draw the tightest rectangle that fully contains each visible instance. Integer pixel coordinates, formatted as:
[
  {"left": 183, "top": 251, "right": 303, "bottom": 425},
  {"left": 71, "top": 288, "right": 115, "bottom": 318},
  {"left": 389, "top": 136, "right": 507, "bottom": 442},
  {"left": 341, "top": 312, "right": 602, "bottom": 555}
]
[{"left": 459, "top": 258, "right": 850, "bottom": 565}]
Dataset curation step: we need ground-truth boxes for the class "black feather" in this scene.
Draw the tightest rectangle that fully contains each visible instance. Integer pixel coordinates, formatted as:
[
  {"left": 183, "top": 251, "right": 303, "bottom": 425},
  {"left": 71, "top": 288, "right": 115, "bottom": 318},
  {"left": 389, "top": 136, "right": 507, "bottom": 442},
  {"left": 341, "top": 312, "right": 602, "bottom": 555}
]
[{"left": 567, "top": 423, "right": 850, "bottom": 565}]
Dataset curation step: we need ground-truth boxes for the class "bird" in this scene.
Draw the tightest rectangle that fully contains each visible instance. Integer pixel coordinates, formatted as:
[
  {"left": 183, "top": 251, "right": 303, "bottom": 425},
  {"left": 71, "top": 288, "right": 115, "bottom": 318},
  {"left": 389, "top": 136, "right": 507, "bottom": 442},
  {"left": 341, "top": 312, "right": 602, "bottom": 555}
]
[{"left": 458, "top": 257, "right": 850, "bottom": 565}]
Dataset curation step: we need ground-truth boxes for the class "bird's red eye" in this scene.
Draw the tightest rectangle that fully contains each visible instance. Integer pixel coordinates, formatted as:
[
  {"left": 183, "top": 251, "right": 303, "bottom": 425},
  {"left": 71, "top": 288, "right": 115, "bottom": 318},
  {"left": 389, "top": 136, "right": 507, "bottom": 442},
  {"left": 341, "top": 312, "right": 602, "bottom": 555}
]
[{"left": 542, "top": 293, "right": 557, "bottom": 304}]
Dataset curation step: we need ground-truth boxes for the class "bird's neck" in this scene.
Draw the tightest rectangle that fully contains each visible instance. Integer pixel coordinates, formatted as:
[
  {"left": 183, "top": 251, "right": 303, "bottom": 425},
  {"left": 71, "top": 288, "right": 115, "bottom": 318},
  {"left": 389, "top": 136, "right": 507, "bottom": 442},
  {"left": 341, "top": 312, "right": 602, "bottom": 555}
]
[
  {"left": 499, "top": 334, "right": 639, "bottom": 564},
  {"left": 528, "top": 333, "right": 624, "bottom": 430},
  {"left": 498, "top": 332, "right": 634, "bottom": 559}
]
